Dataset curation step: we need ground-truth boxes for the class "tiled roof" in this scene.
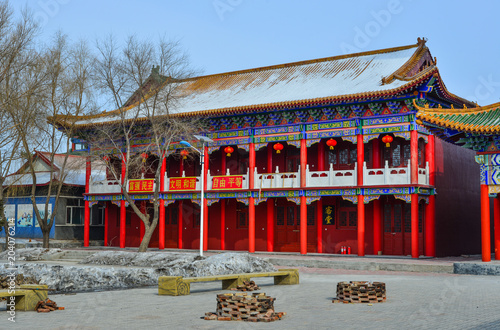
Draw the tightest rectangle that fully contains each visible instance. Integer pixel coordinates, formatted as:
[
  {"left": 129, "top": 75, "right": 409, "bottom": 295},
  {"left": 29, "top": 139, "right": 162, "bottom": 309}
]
[
  {"left": 415, "top": 101, "right": 500, "bottom": 134},
  {"left": 51, "top": 39, "right": 471, "bottom": 128}
]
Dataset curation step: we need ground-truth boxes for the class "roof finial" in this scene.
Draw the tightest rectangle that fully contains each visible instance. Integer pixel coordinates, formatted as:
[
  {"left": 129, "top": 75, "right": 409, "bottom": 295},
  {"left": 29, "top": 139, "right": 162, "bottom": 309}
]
[{"left": 417, "top": 37, "right": 427, "bottom": 45}]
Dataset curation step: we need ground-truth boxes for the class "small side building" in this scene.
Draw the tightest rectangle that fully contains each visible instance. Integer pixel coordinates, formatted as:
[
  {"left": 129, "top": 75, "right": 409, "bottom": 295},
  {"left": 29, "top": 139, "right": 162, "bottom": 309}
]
[{"left": 2, "top": 151, "right": 104, "bottom": 241}]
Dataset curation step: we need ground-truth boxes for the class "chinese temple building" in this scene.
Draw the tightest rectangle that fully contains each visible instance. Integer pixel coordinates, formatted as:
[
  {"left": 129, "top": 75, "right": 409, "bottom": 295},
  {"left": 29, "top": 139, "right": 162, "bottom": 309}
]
[
  {"left": 416, "top": 102, "right": 500, "bottom": 261},
  {"left": 56, "top": 38, "right": 482, "bottom": 257}
]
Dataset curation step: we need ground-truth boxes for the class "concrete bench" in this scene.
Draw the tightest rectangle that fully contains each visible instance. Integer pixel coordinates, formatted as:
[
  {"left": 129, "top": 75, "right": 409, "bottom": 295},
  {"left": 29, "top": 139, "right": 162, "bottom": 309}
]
[
  {"left": 158, "top": 269, "right": 299, "bottom": 296},
  {"left": 0, "top": 285, "right": 48, "bottom": 311}
]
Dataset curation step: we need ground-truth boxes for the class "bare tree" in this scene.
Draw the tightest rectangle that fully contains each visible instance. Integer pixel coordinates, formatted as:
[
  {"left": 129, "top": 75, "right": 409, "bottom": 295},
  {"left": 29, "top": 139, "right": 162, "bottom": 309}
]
[
  {"left": 82, "top": 35, "right": 200, "bottom": 252},
  {"left": 5, "top": 27, "right": 96, "bottom": 248}
]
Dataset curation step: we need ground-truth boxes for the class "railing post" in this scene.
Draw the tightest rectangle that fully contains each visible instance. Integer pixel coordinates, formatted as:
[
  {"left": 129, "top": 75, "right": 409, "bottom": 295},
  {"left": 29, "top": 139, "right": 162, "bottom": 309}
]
[
  {"left": 329, "top": 163, "right": 334, "bottom": 186},
  {"left": 384, "top": 160, "right": 389, "bottom": 184}
]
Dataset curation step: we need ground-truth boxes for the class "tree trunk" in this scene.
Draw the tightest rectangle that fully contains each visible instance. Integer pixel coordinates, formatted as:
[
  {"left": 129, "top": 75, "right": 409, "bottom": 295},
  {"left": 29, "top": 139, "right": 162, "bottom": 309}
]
[
  {"left": 138, "top": 224, "right": 155, "bottom": 252},
  {"left": 42, "top": 228, "right": 50, "bottom": 249}
]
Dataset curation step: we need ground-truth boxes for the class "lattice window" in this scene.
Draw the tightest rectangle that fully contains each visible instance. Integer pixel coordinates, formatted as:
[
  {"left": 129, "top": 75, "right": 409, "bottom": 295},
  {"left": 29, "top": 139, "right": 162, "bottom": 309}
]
[
  {"left": 404, "top": 204, "right": 411, "bottom": 233},
  {"left": 277, "top": 207, "right": 285, "bottom": 226},
  {"left": 393, "top": 204, "right": 402, "bottom": 233},
  {"left": 307, "top": 205, "right": 315, "bottom": 226},
  {"left": 287, "top": 206, "right": 295, "bottom": 226},
  {"left": 384, "top": 204, "right": 392, "bottom": 233}
]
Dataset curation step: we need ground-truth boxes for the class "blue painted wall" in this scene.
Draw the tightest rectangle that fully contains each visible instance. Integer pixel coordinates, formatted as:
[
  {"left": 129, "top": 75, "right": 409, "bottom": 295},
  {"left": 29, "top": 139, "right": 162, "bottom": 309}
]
[{"left": 1, "top": 197, "right": 55, "bottom": 239}]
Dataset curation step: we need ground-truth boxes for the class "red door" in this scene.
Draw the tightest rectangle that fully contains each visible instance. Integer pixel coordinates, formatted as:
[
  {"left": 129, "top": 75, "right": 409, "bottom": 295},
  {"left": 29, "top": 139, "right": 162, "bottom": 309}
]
[
  {"left": 165, "top": 206, "right": 178, "bottom": 248},
  {"left": 275, "top": 204, "right": 300, "bottom": 252},
  {"left": 383, "top": 203, "right": 404, "bottom": 255}
]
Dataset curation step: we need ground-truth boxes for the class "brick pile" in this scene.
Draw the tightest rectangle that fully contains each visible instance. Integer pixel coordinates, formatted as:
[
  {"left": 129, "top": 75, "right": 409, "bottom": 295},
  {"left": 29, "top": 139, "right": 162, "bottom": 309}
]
[
  {"left": 333, "top": 281, "right": 386, "bottom": 303},
  {"left": 204, "top": 292, "right": 286, "bottom": 322},
  {"left": 36, "top": 298, "right": 65, "bottom": 313},
  {"left": 230, "top": 280, "right": 261, "bottom": 291}
]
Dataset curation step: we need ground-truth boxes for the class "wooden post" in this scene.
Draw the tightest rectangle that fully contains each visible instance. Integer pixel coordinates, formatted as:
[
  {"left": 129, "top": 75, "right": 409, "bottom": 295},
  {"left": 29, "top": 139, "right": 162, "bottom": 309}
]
[
  {"left": 300, "top": 196, "right": 307, "bottom": 255},
  {"left": 140, "top": 201, "right": 146, "bottom": 244},
  {"left": 357, "top": 134, "right": 364, "bottom": 186},
  {"left": 178, "top": 201, "right": 183, "bottom": 249},
  {"left": 481, "top": 184, "right": 491, "bottom": 262},
  {"left": 249, "top": 142, "right": 255, "bottom": 189},
  {"left": 373, "top": 137, "right": 381, "bottom": 168},
  {"left": 104, "top": 201, "right": 109, "bottom": 247},
  {"left": 203, "top": 148, "right": 209, "bottom": 251},
  {"left": 357, "top": 195, "right": 365, "bottom": 256},
  {"left": 159, "top": 156, "right": 166, "bottom": 250},
  {"left": 425, "top": 135, "right": 435, "bottom": 257},
  {"left": 300, "top": 138, "right": 307, "bottom": 188},
  {"left": 267, "top": 198, "right": 274, "bottom": 252},
  {"left": 267, "top": 144, "right": 273, "bottom": 173},
  {"left": 411, "top": 194, "right": 419, "bottom": 258},
  {"left": 220, "top": 200, "right": 225, "bottom": 250},
  {"left": 84, "top": 156, "right": 91, "bottom": 247},
  {"left": 316, "top": 199, "right": 323, "bottom": 253},
  {"left": 120, "top": 154, "right": 126, "bottom": 249},
  {"left": 411, "top": 130, "right": 418, "bottom": 184},
  {"left": 494, "top": 195, "right": 500, "bottom": 261},
  {"left": 373, "top": 199, "right": 382, "bottom": 255},
  {"left": 249, "top": 196, "right": 255, "bottom": 252}
]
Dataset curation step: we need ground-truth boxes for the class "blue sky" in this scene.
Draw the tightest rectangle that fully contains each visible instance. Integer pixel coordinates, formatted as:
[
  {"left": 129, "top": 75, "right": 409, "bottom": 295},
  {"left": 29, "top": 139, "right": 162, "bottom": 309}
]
[{"left": 13, "top": 0, "right": 500, "bottom": 106}]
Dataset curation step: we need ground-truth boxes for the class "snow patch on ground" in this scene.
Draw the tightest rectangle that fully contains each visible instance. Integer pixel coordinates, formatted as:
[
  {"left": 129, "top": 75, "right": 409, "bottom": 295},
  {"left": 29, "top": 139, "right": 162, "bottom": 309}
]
[
  {"left": 0, "top": 252, "right": 276, "bottom": 293},
  {"left": 0, "top": 248, "right": 64, "bottom": 261}
]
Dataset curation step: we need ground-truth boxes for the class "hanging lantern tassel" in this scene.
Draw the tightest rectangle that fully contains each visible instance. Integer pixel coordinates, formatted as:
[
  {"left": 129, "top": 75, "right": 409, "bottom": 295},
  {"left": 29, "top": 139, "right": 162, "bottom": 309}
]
[
  {"left": 180, "top": 150, "right": 189, "bottom": 160},
  {"left": 224, "top": 146, "right": 234, "bottom": 157},
  {"left": 381, "top": 135, "right": 393, "bottom": 148},
  {"left": 273, "top": 142, "right": 284, "bottom": 154},
  {"left": 326, "top": 138, "right": 337, "bottom": 150}
]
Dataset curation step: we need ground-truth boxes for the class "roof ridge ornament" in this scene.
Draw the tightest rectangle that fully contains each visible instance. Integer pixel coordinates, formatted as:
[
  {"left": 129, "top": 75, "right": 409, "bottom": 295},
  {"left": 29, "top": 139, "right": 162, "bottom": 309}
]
[{"left": 417, "top": 37, "right": 427, "bottom": 46}]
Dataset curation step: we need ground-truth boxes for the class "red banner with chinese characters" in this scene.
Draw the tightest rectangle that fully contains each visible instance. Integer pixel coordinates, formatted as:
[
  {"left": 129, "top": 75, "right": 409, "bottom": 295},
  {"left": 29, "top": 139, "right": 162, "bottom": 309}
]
[
  {"left": 128, "top": 179, "right": 155, "bottom": 193},
  {"left": 169, "top": 177, "right": 197, "bottom": 191},
  {"left": 212, "top": 175, "right": 243, "bottom": 190}
]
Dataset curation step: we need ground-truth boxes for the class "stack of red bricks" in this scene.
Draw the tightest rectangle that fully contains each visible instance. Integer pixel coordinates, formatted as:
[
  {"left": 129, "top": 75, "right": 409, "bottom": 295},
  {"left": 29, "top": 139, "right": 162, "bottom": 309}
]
[
  {"left": 230, "top": 280, "right": 261, "bottom": 291},
  {"left": 204, "top": 292, "right": 286, "bottom": 322},
  {"left": 36, "top": 298, "right": 65, "bottom": 312},
  {"left": 333, "top": 281, "right": 386, "bottom": 303}
]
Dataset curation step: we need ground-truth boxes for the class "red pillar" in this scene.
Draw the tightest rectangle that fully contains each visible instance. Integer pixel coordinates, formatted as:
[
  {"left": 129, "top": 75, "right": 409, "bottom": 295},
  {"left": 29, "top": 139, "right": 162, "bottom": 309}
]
[
  {"left": 104, "top": 202, "right": 109, "bottom": 247},
  {"left": 267, "top": 145, "right": 273, "bottom": 173},
  {"left": 120, "top": 200, "right": 126, "bottom": 248},
  {"left": 357, "top": 195, "right": 365, "bottom": 256},
  {"left": 300, "top": 196, "right": 307, "bottom": 255},
  {"left": 317, "top": 141, "right": 324, "bottom": 254},
  {"left": 411, "top": 130, "right": 418, "bottom": 184},
  {"left": 159, "top": 156, "right": 166, "bottom": 250},
  {"left": 411, "top": 194, "right": 419, "bottom": 258},
  {"left": 316, "top": 199, "right": 323, "bottom": 253},
  {"left": 300, "top": 138, "right": 307, "bottom": 188},
  {"left": 373, "top": 199, "right": 382, "bottom": 255},
  {"left": 203, "top": 147, "right": 209, "bottom": 251},
  {"left": 357, "top": 134, "right": 364, "bottom": 186},
  {"left": 481, "top": 185, "right": 491, "bottom": 262},
  {"left": 249, "top": 142, "right": 255, "bottom": 189},
  {"left": 220, "top": 200, "right": 225, "bottom": 250},
  {"left": 318, "top": 140, "right": 325, "bottom": 171},
  {"left": 178, "top": 201, "right": 183, "bottom": 249},
  {"left": 373, "top": 138, "right": 381, "bottom": 168},
  {"left": 84, "top": 156, "right": 91, "bottom": 247},
  {"left": 120, "top": 155, "right": 126, "bottom": 249},
  {"left": 140, "top": 201, "right": 146, "bottom": 243},
  {"left": 249, "top": 197, "right": 255, "bottom": 252},
  {"left": 425, "top": 135, "right": 436, "bottom": 257},
  {"left": 267, "top": 198, "right": 274, "bottom": 252},
  {"left": 494, "top": 196, "right": 500, "bottom": 261}
]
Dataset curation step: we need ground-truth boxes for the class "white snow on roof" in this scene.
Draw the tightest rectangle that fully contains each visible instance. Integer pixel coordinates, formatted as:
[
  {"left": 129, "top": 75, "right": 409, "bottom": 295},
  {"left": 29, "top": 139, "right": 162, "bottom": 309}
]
[{"left": 73, "top": 46, "right": 419, "bottom": 126}]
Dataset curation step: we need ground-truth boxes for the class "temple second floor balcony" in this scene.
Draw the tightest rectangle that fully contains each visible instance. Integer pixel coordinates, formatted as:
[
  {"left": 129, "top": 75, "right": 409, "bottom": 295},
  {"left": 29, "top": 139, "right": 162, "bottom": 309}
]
[
  {"left": 364, "top": 161, "right": 429, "bottom": 186},
  {"left": 305, "top": 164, "right": 357, "bottom": 187},
  {"left": 88, "top": 161, "right": 430, "bottom": 195}
]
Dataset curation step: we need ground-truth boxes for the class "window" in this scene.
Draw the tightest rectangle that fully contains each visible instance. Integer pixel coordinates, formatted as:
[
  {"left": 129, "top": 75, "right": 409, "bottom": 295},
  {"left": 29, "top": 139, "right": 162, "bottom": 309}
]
[
  {"left": 237, "top": 206, "right": 248, "bottom": 229},
  {"left": 338, "top": 200, "right": 357, "bottom": 229},
  {"left": 90, "top": 205, "right": 104, "bottom": 226},
  {"left": 327, "top": 141, "right": 356, "bottom": 170},
  {"left": 307, "top": 205, "right": 315, "bottom": 226},
  {"left": 383, "top": 138, "right": 411, "bottom": 168},
  {"left": 66, "top": 199, "right": 84, "bottom": 225}
]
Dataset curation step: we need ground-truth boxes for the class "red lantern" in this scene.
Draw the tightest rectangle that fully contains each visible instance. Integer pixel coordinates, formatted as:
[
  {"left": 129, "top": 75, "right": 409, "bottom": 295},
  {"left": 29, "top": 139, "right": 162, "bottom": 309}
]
[
  {"left": 140, "top": 152, "right": 148, "bottom": 163},
  {"left": 224, "top": 146, "right": 234, "bottom": 157},
  {"left": 326, "top": 138, "right": 337, "bottom": 150},
  {"left": 273, "top": 143, "right": 284, "bottom": 154},
  {"left": 180, "top": 149, "right": 189, "bottom": 160},
  {"left": 381, "top": 135, "right": 393, "bottom": 148}
]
